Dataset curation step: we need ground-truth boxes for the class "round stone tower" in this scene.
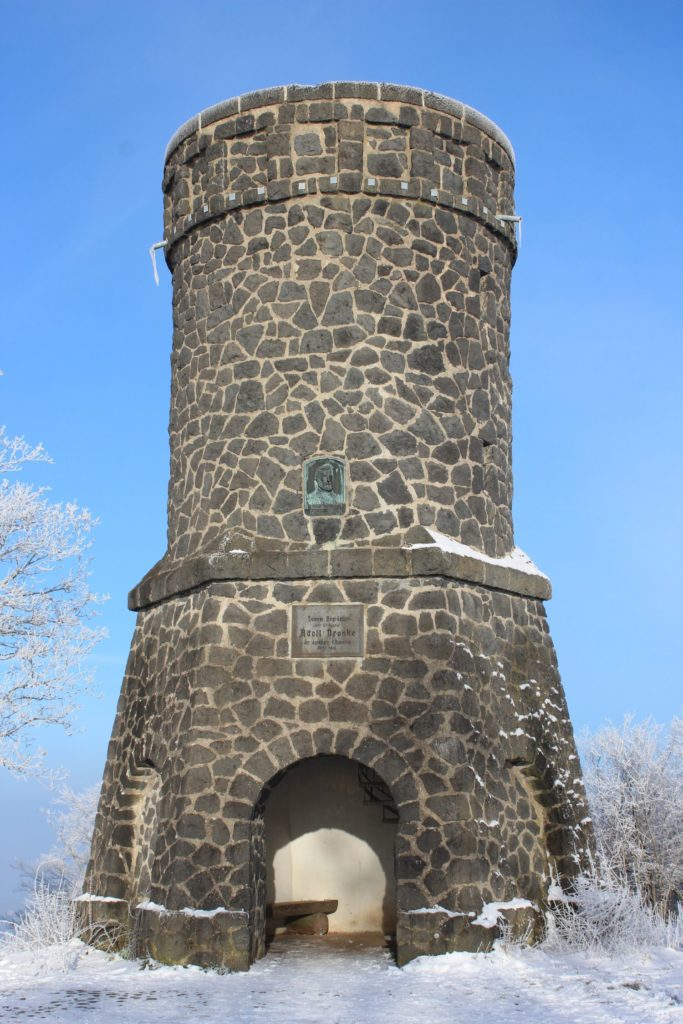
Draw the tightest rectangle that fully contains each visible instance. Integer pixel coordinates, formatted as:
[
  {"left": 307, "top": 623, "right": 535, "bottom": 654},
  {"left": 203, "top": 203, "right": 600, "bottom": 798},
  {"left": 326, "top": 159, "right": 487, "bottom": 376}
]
[{"left": 82, "top": 83, "right": 592, "bottom": 970}]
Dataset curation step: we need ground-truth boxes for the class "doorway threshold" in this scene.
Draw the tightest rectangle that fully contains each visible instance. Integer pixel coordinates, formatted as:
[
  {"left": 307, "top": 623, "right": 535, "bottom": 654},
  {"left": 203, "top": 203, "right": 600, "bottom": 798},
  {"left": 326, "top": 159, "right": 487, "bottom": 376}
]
[{"left": 263, "top": 932, "right": 396, "bottom": 965}]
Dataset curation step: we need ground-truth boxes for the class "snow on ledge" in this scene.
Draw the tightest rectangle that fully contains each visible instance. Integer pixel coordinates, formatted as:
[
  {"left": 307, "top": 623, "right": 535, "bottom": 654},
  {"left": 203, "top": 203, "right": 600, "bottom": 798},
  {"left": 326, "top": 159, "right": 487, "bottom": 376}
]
[
  {"left": 407, "top": 528, "right": 548, "bottom": 580},
  {"left": 471, "top": 898, "right": 537, "bottom": 928},
  {"left": 136, "top": 900, "right": 167, "bottom": 914},
  {"left": 179, "top": 906, "right": 233, "bottom": 919},
  {"left": 208, "top": 549, "right": 248, "bottom": 565},
  {"left": 407, "top": 905, "right": 471, "bottom": 918},
  {"left": 75, "top": 893, "right": 125, "bottom": 903},
  {"left": 135, "top": 900, "right": 247, "bottom": 918}
]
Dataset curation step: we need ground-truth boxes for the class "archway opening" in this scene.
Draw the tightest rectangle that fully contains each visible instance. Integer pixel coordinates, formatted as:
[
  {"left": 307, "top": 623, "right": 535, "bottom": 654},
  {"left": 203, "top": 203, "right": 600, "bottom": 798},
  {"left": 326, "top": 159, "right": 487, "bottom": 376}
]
[{"left": 259, "top": 755, "right": 397, "bottom": 942}]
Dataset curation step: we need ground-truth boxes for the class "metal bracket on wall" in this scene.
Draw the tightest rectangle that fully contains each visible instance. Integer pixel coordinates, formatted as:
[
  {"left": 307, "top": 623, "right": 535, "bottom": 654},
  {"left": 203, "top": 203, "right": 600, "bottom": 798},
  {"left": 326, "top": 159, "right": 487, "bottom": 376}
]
[
  {"left": 149, "top": 240, "right": 168, "bottom": 286},
  {"left": 496, "top": 214, "right": 523, "bottom": 246}
]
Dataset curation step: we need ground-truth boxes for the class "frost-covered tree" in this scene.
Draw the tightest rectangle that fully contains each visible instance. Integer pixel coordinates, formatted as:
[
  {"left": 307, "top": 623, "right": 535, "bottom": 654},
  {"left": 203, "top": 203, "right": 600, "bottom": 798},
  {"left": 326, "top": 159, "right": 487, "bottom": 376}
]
[
  {"left": 5, "top": 784, "right": 100, "bottom": 954},
  {"left": 0, "top": 426, "right": 105, "bottom": 777},
  {"left": 46, "top": 785, "right": 99, "bottom": 888},
  {"left": 17, "top": 784, "right": 100, "bottom": 896},
  {"left": 582, "top": 716, "right": 683, "bottom": 918}
]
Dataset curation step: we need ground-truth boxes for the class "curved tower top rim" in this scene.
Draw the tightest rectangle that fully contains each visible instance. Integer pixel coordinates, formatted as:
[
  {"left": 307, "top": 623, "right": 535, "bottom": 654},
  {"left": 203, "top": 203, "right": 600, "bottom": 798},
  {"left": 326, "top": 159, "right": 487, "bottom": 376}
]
[{"left": 164, "top": 82, "right": 515, "bottom": 168}]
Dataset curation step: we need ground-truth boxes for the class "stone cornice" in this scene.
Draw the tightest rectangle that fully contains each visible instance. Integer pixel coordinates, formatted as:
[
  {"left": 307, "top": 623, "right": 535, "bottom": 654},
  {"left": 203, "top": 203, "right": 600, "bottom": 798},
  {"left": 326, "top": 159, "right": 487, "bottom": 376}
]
[{"left": 128, "top": 544, "right": 551, "bottom": 611}]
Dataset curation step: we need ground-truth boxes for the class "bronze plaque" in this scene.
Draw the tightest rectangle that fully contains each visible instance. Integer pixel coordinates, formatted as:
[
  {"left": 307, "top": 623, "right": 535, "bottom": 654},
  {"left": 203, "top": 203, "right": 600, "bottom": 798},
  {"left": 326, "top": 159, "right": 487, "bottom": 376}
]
[
  {"left": 303, "top": 457, "right": 345, "bottom": 516},
  {"left": 291, "top": 604, "right": 364, "bottom": 659}
]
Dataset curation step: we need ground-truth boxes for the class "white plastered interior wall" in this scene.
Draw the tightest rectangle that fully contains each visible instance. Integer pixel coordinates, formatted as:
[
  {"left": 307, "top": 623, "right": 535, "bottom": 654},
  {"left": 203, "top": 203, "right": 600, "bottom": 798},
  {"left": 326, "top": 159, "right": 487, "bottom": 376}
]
[{"left": 264, "top": 756, "right": 396, "bottom": 933}]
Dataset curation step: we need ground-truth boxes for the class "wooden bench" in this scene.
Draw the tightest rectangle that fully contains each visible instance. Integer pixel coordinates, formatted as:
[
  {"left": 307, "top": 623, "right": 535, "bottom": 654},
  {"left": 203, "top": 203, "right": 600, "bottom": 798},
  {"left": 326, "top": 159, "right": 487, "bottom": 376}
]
[{"left": 267, "top": 899, "right": 338, "bottom": 936}]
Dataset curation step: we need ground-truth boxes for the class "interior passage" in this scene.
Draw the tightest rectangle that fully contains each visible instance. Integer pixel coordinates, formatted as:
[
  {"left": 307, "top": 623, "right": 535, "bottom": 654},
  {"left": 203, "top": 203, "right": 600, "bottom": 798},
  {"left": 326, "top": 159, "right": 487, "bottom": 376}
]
[{"left": 264, "top": 755, "right": 397, "bottom": 934}]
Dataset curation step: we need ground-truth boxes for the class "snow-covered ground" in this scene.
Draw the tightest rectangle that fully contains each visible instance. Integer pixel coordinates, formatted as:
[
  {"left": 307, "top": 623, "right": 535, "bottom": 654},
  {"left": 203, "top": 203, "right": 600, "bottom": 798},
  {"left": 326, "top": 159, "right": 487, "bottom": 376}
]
[{"left": 0, "top": 935, "right": 682, "bottom": 1023}]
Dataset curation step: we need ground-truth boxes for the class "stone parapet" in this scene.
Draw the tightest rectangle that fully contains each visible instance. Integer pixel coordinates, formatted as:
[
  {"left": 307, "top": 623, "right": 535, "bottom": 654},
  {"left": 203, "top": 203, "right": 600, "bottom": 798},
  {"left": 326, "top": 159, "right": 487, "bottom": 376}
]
[
  {"left": 164, "top": 82, "right": 515, "bottom": 167},
  {"left": 162, "top": 84, "right": 516, "bottom": 264}
]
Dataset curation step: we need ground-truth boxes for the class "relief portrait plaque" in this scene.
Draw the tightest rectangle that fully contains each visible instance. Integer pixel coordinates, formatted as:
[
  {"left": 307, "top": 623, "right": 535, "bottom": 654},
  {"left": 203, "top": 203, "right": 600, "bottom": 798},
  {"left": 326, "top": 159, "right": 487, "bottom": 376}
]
[
  {"left": 291, "top": 604, "right": 364, "bottom": 659},
  {"left": 303, "top": 456, "right": 345, "bottom": 516}
]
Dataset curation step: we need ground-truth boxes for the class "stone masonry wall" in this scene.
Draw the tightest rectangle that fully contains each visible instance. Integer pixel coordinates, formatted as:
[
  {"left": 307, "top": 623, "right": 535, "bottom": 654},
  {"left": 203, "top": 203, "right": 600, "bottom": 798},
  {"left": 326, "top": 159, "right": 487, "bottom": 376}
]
[
  {"left": 83, "top": 85, "right": 591, "bottom": 969},
  {"left": 84, "top": 574, "right": 592, "bottom": 961},
  {"left": 160, "top": 84, "right": 517, "bottom": 563}
]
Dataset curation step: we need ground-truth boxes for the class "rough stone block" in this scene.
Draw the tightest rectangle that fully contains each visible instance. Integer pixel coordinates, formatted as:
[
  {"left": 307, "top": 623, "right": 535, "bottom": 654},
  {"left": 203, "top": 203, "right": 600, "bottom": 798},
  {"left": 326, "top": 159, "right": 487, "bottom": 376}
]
[
  {"left": 240, "top": 87, "right": 285, "bottom": 112},
  {"left": 135, "top": 907, "right": 250, "bottom": 971},
  {"left": 76, "top": 897, "right": 130, "bottom": 953},
  {"left": 287, "top": 83, "right": 334, "bottom": 102},
  {"left": 334, "top": 81, "right": 379, "bottom": 100},
  {"left": 380, "top": 83, "right": 424, "bottom": 106},
  {"left": 285, "top": 912, "right": 329, "bottom": 935},
  {"left": 200, "top": 98, "right": 239, "bottom": 127},
  {"left": 396, "top": 910, "right": 493, "bottom": 965}
]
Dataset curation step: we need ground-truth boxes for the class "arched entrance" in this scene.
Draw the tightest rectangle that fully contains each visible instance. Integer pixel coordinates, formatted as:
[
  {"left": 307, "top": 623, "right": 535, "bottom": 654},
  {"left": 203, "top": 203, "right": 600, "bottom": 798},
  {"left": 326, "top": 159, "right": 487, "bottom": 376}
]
[{"left": 253, "top": 755, "right": 398, "bottom": 949}]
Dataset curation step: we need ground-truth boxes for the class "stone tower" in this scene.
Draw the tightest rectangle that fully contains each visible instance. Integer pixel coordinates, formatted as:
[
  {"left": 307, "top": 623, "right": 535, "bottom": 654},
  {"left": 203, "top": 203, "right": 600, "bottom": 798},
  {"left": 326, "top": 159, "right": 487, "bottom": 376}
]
[{"left": 82, "top": 82, "right": 592, "bottom": 970}]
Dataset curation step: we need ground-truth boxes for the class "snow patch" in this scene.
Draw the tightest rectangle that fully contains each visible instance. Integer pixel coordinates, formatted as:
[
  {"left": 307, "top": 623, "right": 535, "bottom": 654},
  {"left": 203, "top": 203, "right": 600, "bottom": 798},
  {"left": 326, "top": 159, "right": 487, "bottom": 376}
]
[
  {"left": 136, "top": 901, "right": 244, "bottom": 918},
  {"left": 471, "top": 898, "right": 537, "bottom": 929},
  {"left": 407, "top": 528, "right": 548, "bottom": 579},
  {"left": 407, "top": 905, "right": 470, "bottom": 918},
  {"left": 1, "top": 937, "right": 682, "bottom": 1022},
  {"left": 208, "top": 549, "right": 248, "bottom": 565},
  {"left": 179, "top": 907, "right": 235, "bottom": 918},
  {"left": 75, "top": 894, "right": 125, "bottom": 903},
  {"left": 136, "top": 900, "right": 167, "bottom": 914}
]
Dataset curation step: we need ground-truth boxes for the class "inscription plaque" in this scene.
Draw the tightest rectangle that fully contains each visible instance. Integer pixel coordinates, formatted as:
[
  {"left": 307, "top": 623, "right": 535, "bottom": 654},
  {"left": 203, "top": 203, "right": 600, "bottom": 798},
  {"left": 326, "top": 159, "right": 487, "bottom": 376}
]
[{"left": 291, "top": 604, "right": 364, "bottom": 659}]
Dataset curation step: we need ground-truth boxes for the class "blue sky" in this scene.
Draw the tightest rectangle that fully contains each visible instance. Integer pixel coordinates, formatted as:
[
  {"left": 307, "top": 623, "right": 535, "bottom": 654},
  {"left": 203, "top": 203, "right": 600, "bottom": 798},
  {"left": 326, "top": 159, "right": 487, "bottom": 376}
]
[{"left": 1, "top": 0, "right": 681, "bottom": 911}]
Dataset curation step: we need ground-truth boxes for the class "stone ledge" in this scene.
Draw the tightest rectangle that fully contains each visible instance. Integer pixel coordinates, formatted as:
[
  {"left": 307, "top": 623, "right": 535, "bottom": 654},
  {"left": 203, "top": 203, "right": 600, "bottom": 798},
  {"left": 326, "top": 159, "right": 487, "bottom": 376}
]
[
  {"left": 76, "top": 895, "right": 251, "bottom": 969},
  {"left": 396, "top": 901, "right": 545, "bottom": 964},
  {"left": 77, "top": 896, "right": 543, "bottom": 969},
  {"left": 164, "top": 81, "right": 514, "bottom": 166},
  {"left": 397, "top": 909, "right": 493, "bottom": 963},
  {"left": 128, "top": 542, "right": 551, "bottom": 610}
]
